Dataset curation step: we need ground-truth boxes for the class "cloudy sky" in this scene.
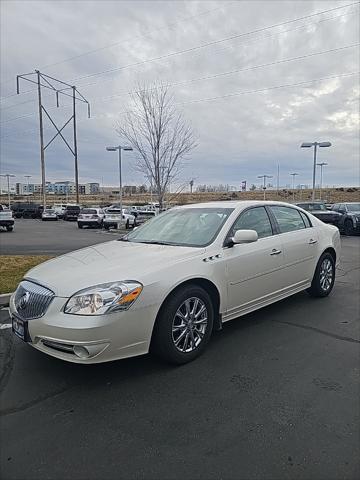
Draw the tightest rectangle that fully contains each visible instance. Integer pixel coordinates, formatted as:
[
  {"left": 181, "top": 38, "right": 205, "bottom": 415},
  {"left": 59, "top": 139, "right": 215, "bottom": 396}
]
[{"left": 1, "top": 0, "right": 359, "bottom": 191}]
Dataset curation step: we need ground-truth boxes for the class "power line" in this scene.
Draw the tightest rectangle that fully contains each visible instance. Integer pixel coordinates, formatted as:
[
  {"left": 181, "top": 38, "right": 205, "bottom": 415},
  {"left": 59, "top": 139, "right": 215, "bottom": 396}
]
[
  {"left": 2, "top": 42, "right": 358, "bottom": 125},
  {"left": 176, "top": 72, "right": 359, "bottom": 106},
  {"left": 70, "top": 2, "right": 360, "bottom": 84},
  {"left": 1, "top": 4, "right": 357, "bottom": 104},
  {"left": 0, "top": 4, "right": 234, "bottom": 87},
  {"left": 2, "top": 72, "right": 358, "bottom": 142}
]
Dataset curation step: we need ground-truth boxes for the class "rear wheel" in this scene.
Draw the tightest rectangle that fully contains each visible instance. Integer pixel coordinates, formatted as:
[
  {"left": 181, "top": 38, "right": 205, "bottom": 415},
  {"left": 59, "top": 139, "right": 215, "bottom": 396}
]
[
  {"left": 125, "top": 219, "right": 130, "bottom": 229},
  {"left": 151, "top": 285, "right": 214, "bottom": 364},
  {"left": 104, "top": 224, "right": 110, "bottom": 230},
  {"left": 307, "top": 252, "right": 335, "bottom": 298},
  {"left": 78, "top": 223, "right": 83, "bottom": 229},
  {"left": 6, "top": 225, "right": 13, "bottom": 232},
  {"left": 344, "top": 219, "right": 354, "bottom": 236}
]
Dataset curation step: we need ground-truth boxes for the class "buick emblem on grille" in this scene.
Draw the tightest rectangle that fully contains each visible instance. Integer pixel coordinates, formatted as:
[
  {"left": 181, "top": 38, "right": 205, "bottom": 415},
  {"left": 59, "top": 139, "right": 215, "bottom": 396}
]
[{"left": 18, "top": 291, "right": 30, "bottom": 310}]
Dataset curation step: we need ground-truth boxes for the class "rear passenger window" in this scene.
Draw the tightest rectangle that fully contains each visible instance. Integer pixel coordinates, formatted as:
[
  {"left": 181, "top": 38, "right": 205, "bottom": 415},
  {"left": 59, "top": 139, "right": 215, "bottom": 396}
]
[
  {"left": 231, "top": 207, "right": 273, "bottom": 239},
  {"left": 299, "top": 211, "right": 312, "bottom": 228},
  {"left": 270, "top": 206, "right": 305, "bottom": 233}
]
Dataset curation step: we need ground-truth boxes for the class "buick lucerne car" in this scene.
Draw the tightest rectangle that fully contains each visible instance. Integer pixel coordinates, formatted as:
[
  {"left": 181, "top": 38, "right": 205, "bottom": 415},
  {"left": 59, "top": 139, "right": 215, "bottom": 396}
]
[{"left": 10, "top": 201, "right": 340, "bottom": 365}]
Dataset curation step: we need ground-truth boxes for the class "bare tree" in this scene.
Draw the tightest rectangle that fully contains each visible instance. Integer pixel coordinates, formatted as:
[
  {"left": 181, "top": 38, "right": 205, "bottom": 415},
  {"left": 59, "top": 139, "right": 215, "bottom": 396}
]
[{"left": 116, "top": 82, "right": 197, "bottom": 209}]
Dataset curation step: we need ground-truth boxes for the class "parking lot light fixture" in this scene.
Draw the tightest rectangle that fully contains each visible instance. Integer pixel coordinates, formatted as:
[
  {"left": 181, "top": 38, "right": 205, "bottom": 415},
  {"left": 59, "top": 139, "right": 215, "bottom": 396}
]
[
  {"left": 290, "top": 173, "right": 299, "bottom": 200},
  {"left": 0, "top": 173, "right": 15, "bottom": 208},
  {"left": 106, "top": 145, "right": 133, "bottom": 228},
  {"left": 300, "top": 141, "right": 331, "bottom": 200},
  {"left": 317, "top": 162, "right": 328, "bottom": 200},
  {"left": 257, "top": 174, "right": 273, "bottom": 200}
]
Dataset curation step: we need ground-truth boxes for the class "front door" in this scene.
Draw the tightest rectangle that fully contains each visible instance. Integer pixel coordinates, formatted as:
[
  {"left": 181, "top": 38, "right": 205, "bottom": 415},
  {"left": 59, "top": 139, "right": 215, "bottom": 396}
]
[{"left": 223, "top": 206, "right": 285, "bottom": 319}]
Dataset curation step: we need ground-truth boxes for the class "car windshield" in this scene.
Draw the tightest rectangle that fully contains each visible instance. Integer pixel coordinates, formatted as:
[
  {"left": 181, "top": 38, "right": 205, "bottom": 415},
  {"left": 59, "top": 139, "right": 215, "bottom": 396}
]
[
  {"left": 346, "top": 203, "right": 360, "bottom": 212},
  {"left": 123, "top": 207, "right": 233, "bottom": 247}
]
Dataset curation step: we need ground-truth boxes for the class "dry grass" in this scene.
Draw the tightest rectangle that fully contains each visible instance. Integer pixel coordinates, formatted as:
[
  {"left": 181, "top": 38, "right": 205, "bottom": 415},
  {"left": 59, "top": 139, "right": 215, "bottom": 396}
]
[{"left": 0, "top": 255, "right": 53, "bottom": 294}]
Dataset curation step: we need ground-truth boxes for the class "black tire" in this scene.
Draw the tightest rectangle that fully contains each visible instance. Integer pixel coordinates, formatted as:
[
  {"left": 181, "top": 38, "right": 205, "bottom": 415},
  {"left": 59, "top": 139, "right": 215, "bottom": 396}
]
[
  {"left": 125, "top": 219, "right": 130, "bottom": 229},
  {"left": 6, "top": 225, "right": 13, "bottom": 232},
  {"left": 78, "top": 223, "right": 83, "bottom": 229},
  {"left": 133, "top": 219, "right": 137, "bottom": 228},
  {"left": 104, "top": 224, "right": 110, "bottom": 230},
  {"left": 344, "top": 219, "right": 354, "bottom": 236},
  {"left": 151, "top": 285, "right": 214, "bottom": 365},
  {"left": 307, "top": 252, "right": 335, "bottom": 298}
]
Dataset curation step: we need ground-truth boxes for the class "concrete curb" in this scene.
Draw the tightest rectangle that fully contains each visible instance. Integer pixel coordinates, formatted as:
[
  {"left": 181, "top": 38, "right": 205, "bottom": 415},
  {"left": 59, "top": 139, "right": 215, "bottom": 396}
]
[{"left": 0, "top": 293, "right": 12, "bottom": 307}]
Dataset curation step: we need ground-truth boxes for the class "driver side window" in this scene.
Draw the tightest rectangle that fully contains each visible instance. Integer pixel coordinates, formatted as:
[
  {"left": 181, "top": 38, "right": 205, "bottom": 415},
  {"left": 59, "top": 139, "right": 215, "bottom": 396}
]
[{"left": 231, "top": 207, "right": 273, "bottom": 239}]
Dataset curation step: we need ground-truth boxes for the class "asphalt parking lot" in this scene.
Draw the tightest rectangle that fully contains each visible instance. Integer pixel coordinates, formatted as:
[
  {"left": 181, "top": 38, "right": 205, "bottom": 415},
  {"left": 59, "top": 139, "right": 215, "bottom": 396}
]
[
  {"left": 0, "top": 218, "right": 125, "bottom": 255},
  {"left": 0, "top": 235, "right": 359, "bottom": 480}
]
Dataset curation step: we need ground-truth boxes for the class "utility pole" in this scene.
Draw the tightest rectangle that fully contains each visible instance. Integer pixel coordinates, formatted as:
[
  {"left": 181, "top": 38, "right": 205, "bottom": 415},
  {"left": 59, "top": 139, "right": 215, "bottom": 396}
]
[
  {"left": 257, "top": 175, "right": 273, "bottom": 201},
  {"left": 16, "top": 70, "right": 90, "bottom": 208},
  {"left": 300, "top": 141, "right": 331, "bottom": 201},
  {"left": 0, "top": 174, "right": 15, "bottom": 208},
  {"left": 317, "top": 162, "right": 328, "bottom": 200},
  {"left": 276, "top": 164, "right": 280, "bottom": 194}
]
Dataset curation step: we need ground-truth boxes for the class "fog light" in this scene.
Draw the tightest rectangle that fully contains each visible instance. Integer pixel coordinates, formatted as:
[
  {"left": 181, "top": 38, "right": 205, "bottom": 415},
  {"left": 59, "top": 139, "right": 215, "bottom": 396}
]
[{"left": 73, "top": 345, "right": 90, "bottom": 358}]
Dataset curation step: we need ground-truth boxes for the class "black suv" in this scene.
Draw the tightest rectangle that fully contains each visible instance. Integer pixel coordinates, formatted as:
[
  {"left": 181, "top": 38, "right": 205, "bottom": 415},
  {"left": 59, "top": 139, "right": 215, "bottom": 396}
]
[
  {"left": 63, "top": 205, "right": 81, "bottom": 221},
  {"left": 331, "top": 202, "right": 360, "bottom": 235},
  {"left": 295, "top": 202, "right": 341, "bottom": 226},
  {"left": 11, "top": 202, "right": 43, "bottom": 219}
]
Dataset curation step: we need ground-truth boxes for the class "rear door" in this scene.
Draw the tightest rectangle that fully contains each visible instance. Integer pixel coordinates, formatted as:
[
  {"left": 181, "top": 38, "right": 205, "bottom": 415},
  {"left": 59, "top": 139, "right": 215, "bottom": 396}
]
[{"left": 268, "top": 206, "right": 319, "bottom": 288}]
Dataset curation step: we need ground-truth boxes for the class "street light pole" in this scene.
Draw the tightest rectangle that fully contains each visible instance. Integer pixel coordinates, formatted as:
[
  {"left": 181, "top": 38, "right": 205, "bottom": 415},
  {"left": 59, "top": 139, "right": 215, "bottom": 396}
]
[
  {"left": 290, "top": 173, "right": 299, "bottom": 201},
  {"left": 257, "top": 175, "right": 273, "bottom": 200},
  {"left": 106, "top": 145, "right": 133, "bottom": 229},
  {"left": 300, "top": 141, "right": 331, "bottom": 201},
  {"left": 24, "top": 175, "right": 32, "bottom": 195},
  {"left": 0, "top": 174, "right": 15, "bottom": 208},
  {"left": 316, "top": 162, "right": 328, "bottom": 200}
]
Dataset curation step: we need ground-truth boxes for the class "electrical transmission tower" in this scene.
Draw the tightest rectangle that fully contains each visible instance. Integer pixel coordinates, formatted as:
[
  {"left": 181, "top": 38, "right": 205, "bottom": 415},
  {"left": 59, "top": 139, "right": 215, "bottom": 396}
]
[{"left": 16, "top": 70, "right": 90, "bottom": 206}]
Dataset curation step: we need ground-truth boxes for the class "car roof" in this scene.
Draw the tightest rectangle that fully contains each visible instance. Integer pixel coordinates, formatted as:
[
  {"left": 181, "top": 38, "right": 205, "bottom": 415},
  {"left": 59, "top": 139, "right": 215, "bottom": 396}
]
[{"left": 177, "top": 200, "right": 302, "bottom": 209}]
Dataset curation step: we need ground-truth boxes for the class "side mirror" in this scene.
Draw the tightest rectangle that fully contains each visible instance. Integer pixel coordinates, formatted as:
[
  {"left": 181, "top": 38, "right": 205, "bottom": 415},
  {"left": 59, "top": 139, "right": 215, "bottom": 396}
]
[{"left": 231, "top": 229, "right": 258, "bottom": 245}]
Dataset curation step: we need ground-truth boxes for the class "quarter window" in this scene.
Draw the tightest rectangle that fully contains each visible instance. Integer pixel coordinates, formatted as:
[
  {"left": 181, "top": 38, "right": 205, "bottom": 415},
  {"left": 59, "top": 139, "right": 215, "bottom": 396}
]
[
  {"left": 270, "top": 206, "right": 305, "bottom": 233},
  {"left": 299, "top": 211, "right": 312, "bottom": 228},
  {"left": 231, "top": 207, "right": 273, "bottom": 239}
]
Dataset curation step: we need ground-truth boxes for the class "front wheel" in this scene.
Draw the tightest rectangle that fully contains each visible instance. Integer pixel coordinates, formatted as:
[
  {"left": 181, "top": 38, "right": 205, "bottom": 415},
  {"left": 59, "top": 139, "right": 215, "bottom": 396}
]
[
  {"left": 344, "top": 219, "right": 354, "bottom": 236},
  {"left": 151, "top": 285, "right": 214, "bottom": 364},
  {"left": 307, "top": 253, "right": 335, "bottom": 298}
]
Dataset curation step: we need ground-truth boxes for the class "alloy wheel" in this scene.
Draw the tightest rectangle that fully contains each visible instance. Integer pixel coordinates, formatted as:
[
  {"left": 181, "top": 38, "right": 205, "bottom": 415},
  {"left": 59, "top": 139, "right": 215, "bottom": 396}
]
[
  {"left": 319, "top": 258, "right": 333, "bottom": 292},
  {"left": 172, "top": 297, "right": 208, "bottom": 353}
]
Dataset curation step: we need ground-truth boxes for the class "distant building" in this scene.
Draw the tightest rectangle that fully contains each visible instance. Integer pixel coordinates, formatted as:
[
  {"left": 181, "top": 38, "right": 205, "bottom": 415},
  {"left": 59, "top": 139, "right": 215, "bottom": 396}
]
[{"left": 15, "top": 181, "right": 100, "bottom": 195}]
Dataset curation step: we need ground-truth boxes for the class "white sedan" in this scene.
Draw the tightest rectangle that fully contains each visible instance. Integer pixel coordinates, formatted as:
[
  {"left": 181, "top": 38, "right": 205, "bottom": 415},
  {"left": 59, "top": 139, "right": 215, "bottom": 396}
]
[
  {"left": 41, "top": 208, "right": 58, "bottom": 221},
  {"left": 10, "top": 201, "right": 340, "bottom": 365}
]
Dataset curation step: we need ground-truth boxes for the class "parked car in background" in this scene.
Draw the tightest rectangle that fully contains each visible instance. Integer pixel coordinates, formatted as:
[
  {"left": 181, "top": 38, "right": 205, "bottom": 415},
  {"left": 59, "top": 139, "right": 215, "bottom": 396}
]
[
  {"left": 41, "top": 208, "right": 58, "bottom": 221},
  {"left": 0, "top": 204, "right": 15, "bottom": 231},
  {"left": 53, "top": 204, "right": 67, "bottom": 218},
  {"left": 103, "top": 206, "right": 136, "bottom": 230},
  {"left": 77, "top": 208, "right": 105, "bottom": 229},
  {"left": 135, "top": 209, "right": 157, "bottom": 224},
  {"left": 12, "top": 202, "right": 43, "bottom": 219},
  {"left": 63, "top": 205, "right": 81, "bottom": 221},
  {"left": 295, "top": 202, "right": 341, "bottom": 226},
  {"left": 331, "top": 202, "right": 360, "bottom": 235},
  {"left": 10, "top": 201, "right": 340, "bottom": 365}
]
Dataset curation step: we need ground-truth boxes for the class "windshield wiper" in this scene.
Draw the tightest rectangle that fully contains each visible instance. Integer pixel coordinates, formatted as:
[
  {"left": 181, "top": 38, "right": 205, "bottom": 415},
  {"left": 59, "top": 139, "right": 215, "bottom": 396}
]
[{"left": 136, "top": 240, "right": 174, "bottom": 245}]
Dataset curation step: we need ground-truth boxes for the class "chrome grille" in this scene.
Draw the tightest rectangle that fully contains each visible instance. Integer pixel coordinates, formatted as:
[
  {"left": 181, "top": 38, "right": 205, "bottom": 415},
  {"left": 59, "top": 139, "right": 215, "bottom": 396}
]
[{"left": 14, "top": 280, "right": 54, "bottom": 320}]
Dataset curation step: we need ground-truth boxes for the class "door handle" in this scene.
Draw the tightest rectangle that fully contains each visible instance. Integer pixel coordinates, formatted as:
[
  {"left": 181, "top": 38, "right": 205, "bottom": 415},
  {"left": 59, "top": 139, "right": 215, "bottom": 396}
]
[
  {"left": 270, "top": 249, "right": 282, "bottom": 255},
  {"left": 309, "top": 239, "right": 317, "bottom": 244}
]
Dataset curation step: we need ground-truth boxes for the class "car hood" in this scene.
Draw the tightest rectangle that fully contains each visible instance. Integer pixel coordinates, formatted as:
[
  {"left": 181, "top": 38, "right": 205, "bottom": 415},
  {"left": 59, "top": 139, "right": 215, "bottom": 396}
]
[{"left": 24, "top": 240, "right": 205, "bottom": 297}]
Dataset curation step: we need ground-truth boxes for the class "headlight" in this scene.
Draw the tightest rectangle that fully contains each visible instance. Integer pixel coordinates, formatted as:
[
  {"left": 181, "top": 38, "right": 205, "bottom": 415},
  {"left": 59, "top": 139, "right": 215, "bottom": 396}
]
[{"left": 64, "top": 281, "right": 143, "bottom": 315}]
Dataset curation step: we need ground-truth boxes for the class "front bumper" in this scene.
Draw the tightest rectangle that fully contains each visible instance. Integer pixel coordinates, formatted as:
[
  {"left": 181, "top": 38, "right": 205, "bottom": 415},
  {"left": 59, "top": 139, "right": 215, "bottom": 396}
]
[
  {"left": 10, "top": 295, "right": 158, "bottom": 364},
  {"left": 0, "top": 219, "right": 14, "bottom": 226}
]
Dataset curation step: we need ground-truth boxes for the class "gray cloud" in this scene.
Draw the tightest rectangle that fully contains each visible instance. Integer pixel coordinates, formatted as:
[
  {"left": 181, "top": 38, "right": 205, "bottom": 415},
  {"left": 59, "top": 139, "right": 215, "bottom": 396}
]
[{"left": 1, "top": 0, "right": 359, "bottom": 191}]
